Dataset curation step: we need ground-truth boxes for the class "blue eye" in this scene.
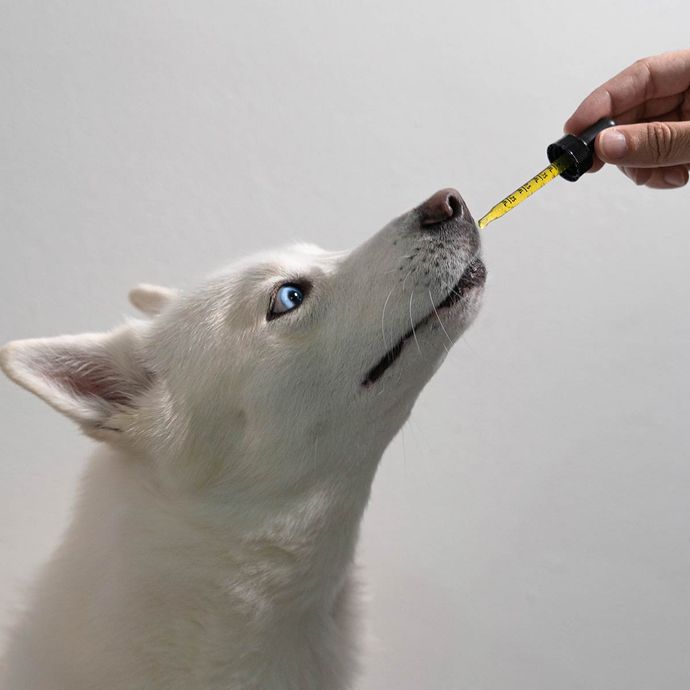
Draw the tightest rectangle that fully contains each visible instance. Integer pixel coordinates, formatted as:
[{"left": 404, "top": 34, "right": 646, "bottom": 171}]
[{"left": 268, "top": 283, "right": 306, "bottom": 319}]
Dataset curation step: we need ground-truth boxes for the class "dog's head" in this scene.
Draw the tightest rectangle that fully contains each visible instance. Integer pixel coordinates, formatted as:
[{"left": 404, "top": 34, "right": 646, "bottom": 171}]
[{"left": 1, "top": 189, "right": 485, "bottom": 494}]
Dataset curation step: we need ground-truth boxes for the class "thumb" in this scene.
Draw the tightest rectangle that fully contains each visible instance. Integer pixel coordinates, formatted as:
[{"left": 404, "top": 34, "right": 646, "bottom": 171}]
[{"left": 595, "top": 121, "right": 690, "bottom": 168}]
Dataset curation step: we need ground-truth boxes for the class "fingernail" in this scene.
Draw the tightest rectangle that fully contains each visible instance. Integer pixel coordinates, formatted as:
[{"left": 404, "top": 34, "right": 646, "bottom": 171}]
[
  {"left": 599, "top": 130, "right": 628, "bottom": 160},
  {"left": 663, "top": 169, "right": 687, "bottom": 187}
]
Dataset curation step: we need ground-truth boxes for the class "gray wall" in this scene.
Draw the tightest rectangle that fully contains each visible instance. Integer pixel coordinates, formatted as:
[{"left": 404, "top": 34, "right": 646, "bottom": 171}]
[{"left": 1, "top": 2, "right": 689, "bottom": 688}]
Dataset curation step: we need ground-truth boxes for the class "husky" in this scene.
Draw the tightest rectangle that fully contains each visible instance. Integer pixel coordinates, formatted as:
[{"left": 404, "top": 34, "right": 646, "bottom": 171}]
[{"left": 0, "top": 188, "right": 485, "bottom": 690}]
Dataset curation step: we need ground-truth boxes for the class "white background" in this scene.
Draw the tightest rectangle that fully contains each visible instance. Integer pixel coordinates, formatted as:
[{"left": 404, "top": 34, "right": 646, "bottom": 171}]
[{"left": 1, "top": 2, "right": 689, "bottom": 688}]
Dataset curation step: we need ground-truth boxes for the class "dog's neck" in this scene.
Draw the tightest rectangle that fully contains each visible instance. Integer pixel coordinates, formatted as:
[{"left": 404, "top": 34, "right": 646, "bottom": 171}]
[
  {"left": 125, "top": 398, "right": 412, "bottom": 606},
  {"left": 92, "top": 443, "right": 375, "bottom": 588},
  {"left": 47, "top": 432, "right": 386, "bottom": 679},
  {"left": 16, "top": 397, "right": 413, "bottom": 688}
]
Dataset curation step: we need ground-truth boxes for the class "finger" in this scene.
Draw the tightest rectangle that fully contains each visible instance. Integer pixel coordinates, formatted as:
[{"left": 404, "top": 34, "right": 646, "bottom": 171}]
[
  {"left": 614, "top": 92, "right": 686, "bottom": 125},
  {"left": 619, "top": 166, "right": 653, "bottom": 186},
  {"left": 619, "top": 165, "right": 689, "bottom": 189},
  {"left": 564, "top": 49, "right": 690, "bottom": 134},
  {"left": 588, "top": 158, "right": 605, "bottom": 174},
  {"left": 595, "top": 121, "right": 690, "bottom": 167},
  {"left": 583, "top": 95, "right": 687, "bottom": 178},
  {"left": 656, "top": 107, "right": 690, "bottom": 123}
]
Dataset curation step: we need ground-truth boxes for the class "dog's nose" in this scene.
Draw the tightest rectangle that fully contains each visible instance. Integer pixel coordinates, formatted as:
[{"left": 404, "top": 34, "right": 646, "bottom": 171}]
[{"left": 418, "top": 188, "right": 466, "bottom": 226}]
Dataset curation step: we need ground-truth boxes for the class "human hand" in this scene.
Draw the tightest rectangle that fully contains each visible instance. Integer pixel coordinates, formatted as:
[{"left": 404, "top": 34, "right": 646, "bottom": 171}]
[{"left": 564, "top": 48, "right": 690, "bottom": 189}]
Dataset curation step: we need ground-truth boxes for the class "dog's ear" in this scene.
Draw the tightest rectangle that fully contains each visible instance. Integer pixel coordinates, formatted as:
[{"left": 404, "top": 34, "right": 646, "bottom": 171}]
[
  {"left": 129, "top": 283, "right": 177, "bottom": 318},
  {"left": 0, "top": 326, "right": 153, "bottom": 439}
]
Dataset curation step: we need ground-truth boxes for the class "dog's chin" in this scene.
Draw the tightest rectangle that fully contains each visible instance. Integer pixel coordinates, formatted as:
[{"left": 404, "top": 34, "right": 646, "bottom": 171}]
[
  {"left": 436, "top": 257, "right": 486, "bottom": 313},
  {"left": 361, "top": 257, "right": 486, "bottom": 388}
]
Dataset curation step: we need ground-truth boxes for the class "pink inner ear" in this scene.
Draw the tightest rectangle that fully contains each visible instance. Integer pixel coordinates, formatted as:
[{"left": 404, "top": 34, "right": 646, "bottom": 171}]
[{"left": 42, "top": 353, "right": 150, "bottom": 407}]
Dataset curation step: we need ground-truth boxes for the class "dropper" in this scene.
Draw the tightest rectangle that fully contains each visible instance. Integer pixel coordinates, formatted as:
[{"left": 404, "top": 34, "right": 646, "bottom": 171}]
[{"left": 477, "top": 118, "right": 616, "bottom": 229}]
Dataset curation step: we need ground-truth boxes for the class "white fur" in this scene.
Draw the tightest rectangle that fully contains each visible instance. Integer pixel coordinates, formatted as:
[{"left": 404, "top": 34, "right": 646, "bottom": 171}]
[
  {"left": 129, "top": 283, "right": 178, "bottom": 317},
  {"left": 0, "top": 198, "right": 484, "bottom": 689}
]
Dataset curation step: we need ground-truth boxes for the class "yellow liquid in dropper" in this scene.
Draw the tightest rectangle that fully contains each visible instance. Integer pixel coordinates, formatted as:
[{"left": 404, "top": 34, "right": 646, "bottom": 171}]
[{"left": 477, "top": 154, "right": 571, "bottom": 229}]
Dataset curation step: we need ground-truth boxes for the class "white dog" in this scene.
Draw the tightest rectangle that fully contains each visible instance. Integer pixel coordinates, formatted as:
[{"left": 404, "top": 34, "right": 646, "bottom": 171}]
[{"left": 0, "top": 189, "right": 485, "bottom": 690}]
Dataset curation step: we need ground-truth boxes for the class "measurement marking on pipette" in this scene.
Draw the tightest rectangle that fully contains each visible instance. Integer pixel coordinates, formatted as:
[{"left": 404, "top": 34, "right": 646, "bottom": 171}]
[
  {"left": 478, "top": 155, "right": 570, "bottom": 229},
  {"left": 477, "top": 118, "right": 616, "bottom": 230}
]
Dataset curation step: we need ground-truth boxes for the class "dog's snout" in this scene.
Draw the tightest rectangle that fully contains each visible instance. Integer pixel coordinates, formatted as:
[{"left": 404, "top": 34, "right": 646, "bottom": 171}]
[{"left": 418, "top": 188, "right": 466, "bottom": 227}]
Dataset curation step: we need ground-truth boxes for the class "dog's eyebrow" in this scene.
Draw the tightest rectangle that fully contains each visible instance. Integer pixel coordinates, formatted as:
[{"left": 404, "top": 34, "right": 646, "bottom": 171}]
[{"left": 94, "top": 423, "right": 123, "bottom": 433}]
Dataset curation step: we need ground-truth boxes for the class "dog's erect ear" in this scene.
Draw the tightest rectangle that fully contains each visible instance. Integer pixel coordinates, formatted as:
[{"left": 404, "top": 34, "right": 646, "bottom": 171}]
[
  {"left": 129, "top": 283, "right": 177, "bottom": 318},
  {"left": 0, "top": 326, "right": 153, "bottom": 437}
]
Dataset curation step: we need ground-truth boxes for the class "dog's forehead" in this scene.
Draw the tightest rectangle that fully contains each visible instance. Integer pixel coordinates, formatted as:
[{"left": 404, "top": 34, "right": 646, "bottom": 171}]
[
  {"left": 214, "top": 243, "right": 346, "bottom": 285},
  {"left": 163, "top": 243, "right": 348, "bottom": 325}
]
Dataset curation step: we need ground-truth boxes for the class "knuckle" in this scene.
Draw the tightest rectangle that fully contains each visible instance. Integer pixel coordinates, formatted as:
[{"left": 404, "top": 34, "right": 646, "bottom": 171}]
[
  {"left": 632, "top": 56, "right": 656, "bottom": 101},
  {"left": 644, "top": 122, "right": 676, "bottom": 162}
]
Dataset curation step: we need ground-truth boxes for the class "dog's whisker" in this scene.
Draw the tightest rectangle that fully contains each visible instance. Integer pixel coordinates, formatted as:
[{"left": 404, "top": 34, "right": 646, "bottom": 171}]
[
  {"left": 458, "top": 331, "right": 479, "bottom": 357},
  {"left": 408, "top": 289, "right": 422, "bottom": 355},
  {"left": 437, "top": 276, "right": 482, "bottom": 354},
  {"left": 380, "top": 283, "right": 396, "bottom": 351},
  {"left": 400, "top": 267, "right": 414, "bottom": 293},
  {"left": 428, "top": 289, "right": 451, "bottom": 352},
  {"left": 436, "top": 276, "right": 464, "bottom": 302},
  {"left": 382, "top": 255, "right": 416, "bottom": 275},
  {"left": 407, "top": 415, "right": 430, "bottom": 463}
]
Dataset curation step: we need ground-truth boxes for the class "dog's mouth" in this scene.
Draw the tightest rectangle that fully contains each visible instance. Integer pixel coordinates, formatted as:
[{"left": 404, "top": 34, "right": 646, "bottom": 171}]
[{"left": 361, "top": 258, "right": 486, "bottom": 387}]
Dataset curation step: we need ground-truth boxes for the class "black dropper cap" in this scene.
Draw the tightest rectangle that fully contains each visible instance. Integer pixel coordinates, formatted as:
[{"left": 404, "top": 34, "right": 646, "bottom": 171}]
[{"left": 546, "top": 117, "right": 617, "bottom": 182}]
